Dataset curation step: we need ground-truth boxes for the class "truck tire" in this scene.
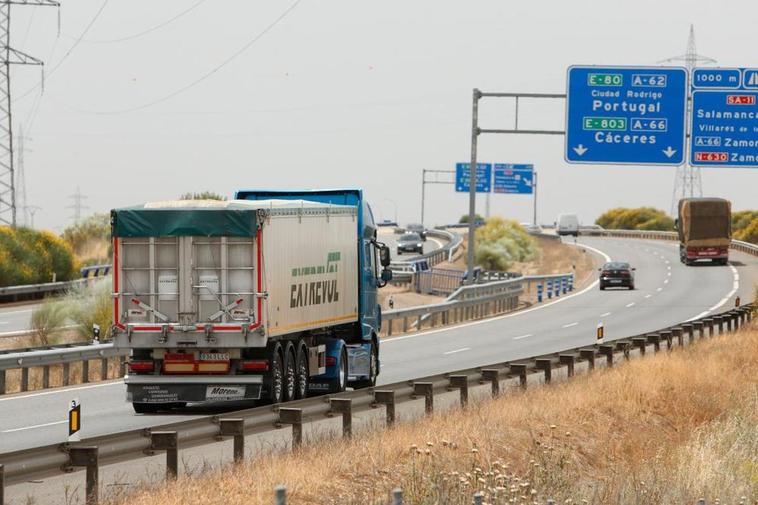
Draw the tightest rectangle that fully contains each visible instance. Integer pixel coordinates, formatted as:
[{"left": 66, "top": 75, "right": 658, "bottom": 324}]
[
  {"left": 132, "top": 402, "right": 185, "bottom": 414},
  {"left": 283, "top": 344, "right": 297, "bottom": 402},
  {"left": 352, "top": 341, "right": 378, "bottom": 389},
  {"left": 328, "top": 347, "right": 348, "bottom": 394},
  {"left": 262, "top": 343, "right": 284, "bottom": 404},
  {"left": 294, "top": 343, "right": 309, "bottom": 399}
]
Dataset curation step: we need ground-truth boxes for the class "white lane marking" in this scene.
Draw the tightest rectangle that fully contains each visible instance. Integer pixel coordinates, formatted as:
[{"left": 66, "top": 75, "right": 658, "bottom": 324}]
[
  {"left": 443, "top": 347, "right": 470, "bottom": 355},
  {"left": 562, "top": 322, "right": 578, "bottom": 328},
  {"left": 0, "top": 308, "right": 34, "bottom": 315},
  {"left": 644, "top": 294, "right": 652, "bottom": 299},
  {"left": 667, "top": 272, "right": 671, "bottom": 276},
  {"left": 626, "top": 302, "right": 635, "bottom": 308},
  {"left": 665, "top": 260, "right": 670, "bottom": 265},
  {"left": 686, "top": 265, "right": 740, "bottom": 322},
  {"left": 600, "top": 312, "right": 612, "bottom": 317},
  {"left": 667, "top": 266, "right": 671, "bottom": 270},
  {"left": 513, "top": 334, "right": 532, "bottom": 340},
  {"left": 2, "top": 420, "right": 67, "bottom": 433},
  {"left": 429, "top": 238, "right": 444, "bottom": 250},
  {"left": 0, "top": 380, "right": 124, "bottom": 403},
  {"left": 656, "top": 287, "right": 663, "bottom": 292},
  {"left": 0, "top": 322, "right": 8, "bottom": 326},
  {"left": 664, "top": 279, "right": 669, "bottom": 284},
  {"left": 385, "top": 242, "right": 612, "bottom": 344}
]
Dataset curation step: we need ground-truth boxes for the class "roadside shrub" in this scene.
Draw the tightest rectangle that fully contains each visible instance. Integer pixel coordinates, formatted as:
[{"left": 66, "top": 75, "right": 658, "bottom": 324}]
[
  {"left": 735, "top": 216, "right": 758, "bottom": 244},
  {"left": 731, "top": 210, "right": 758, "bottom": 235},
  {"left": 180, "top": 191, "right": 227, "bottom": 201},
  {"left": 30, "top": 298, "right": 68, "bottom": 346},
  {"left": 66, "top": 279, "right": 113, "bottom": 341},
  {"left": 62, "top": 213, "right": 111, "bottom": 264},
  {"left": 0, "top": 226, "right": 77, "bottom": 287},
  {"left": 596, "top": 207, "right": 675, "bottom": 231},
  {"left": 474, "top": 217, "right": 536, "bottom": 271}
]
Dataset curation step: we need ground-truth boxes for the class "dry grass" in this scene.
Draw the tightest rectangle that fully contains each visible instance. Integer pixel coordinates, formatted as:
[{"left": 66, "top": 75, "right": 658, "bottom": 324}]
[
  {"left": 106, "top": 322, "right": 758, "bottom": 505},
  {"left": 2, "top": 357, "right": 123, "bottom": 394}
]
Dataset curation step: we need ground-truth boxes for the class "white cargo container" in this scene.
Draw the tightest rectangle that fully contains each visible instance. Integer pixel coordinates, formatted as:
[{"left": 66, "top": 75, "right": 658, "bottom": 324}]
[{"left": 111, "top": 197, "right": 390, "bottom": 412}]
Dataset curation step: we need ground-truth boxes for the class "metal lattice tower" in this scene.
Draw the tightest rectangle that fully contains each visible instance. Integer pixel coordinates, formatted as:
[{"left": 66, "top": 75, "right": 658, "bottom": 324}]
[
  {"left": 0, "top": 0, "right": 59, "bottom": 227},
  {"left": 67, "top": 186, "right": 88, "bottom": 223},
  {"left": 662, "top": 25, "right": 716, "bottom": 213},
  {"left": 16, "top": 122, "right": 26, "bottom": 225}
]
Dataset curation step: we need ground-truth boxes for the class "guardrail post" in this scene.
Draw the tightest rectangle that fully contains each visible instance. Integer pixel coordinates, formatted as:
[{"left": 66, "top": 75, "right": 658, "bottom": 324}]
[
  {"left": 480, "top": 369, "right": 500, "bottom": 396},
  {"left": 693, "top": 321, "right": 705, "bottom": 339},
  {"left": 119, "top": 356, "right": 126, "bottom": 377},
  {"left": 671, "top": 327, "right": 683, "bottom": 346},
  {"left": 560, "top": 354, "right": 575, "bottom": 377},
  {"left": 100, "top": 358, "right": 108, "bottom": 380},
  {"left": 535, "top": 359, "right": 552, "bottom": 384},
  {"left": 632, "top": 337, "right": 647, "bottom": 356},
  {"left": 62, "top": 362, "right": 70, "bottom": 386},
  {"left": 449, "top": 375, "right": 469, "bottom": 407},
  {"left": 714, "top": 316, "right": 724, "bottom": 334},
  {"left": 746, "top": 306, "right": 753, "bottom": 322},
  {"left": 150, "top": 431, "right": 178, "bottom": 480},
  {"left": 682, "top": 323, "right": 694, "bottom": 343},
  {"left": 392, "top": 488, "right": 403, "bottom": 505},
  {"left": 1, "top": 463, "right": 4, "bottom": 505},
  {"left": 374, "top": 390, "right": 396, "bottom": 427},
  {"left": 42, "top": 365, "right": 50, "bottom": 389},
  {"left": 599, "top": 344, "right": 615, "bottom": 366},
  {"left": 659, "top": 330, "right": 673, "bottom": 350},
  {"left": 733, "top": 310, "right": 741, "bottom": 330},
  {"left": 219, "top": 418, "right": 245, "bottom": 462},
  {"left": 703, "top": 318, "right": 713, "bottom": 337},
  {"left": 278, "top": 408, "right": 303, "bottom": 449},
  {"left": 329, "top": 398, "right": 353, "bottom": 437},
  {"left": 68, "top": 446, "right": 99, "bottom": 505},
  {"left": 579, "top": 349, "right": 595, "bottom": 370},
  {"left": 646, "top": 334, "right": 661, "bottom": 353},
  {"left": 509, "top": 364, "right": 528, "bottom": 388},
  {"left": 20, "top": 367, "right": 29, "bottom": 392},
  {"left": 725, "top": 312, "right": 734, "bottom": 332},
  {"left": 412, "top": 382, "right": 434, "bottom": 414},
  {"left": 0, "top": 370, "right": 5, "bottom": 395},
  {"left": 547, "top": 280, "right": 553, "bottom": 299},
  {"left": 82, "top": 359, "right": 90, "bottom": 384},
  {"left": 275, "top": 485, "right": 287, "bottom": 505}
]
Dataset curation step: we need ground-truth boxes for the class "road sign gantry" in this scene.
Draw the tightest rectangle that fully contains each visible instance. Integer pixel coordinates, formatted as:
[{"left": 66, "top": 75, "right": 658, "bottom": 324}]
[{"left": 565, "top": 66, "right": 688, "bottom": 166}]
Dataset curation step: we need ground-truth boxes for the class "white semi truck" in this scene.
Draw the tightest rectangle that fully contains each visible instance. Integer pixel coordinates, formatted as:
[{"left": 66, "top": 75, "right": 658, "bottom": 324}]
[{"left": 111, "top": 189, "right": 392, "bottom": 413}]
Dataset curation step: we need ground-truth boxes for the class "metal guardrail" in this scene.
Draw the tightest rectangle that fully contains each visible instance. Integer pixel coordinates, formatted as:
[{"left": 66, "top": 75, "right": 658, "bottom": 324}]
[
  {"left": 389, "top": 229, "right": 463, "bottom": 284},
  {"left": 0, "top": 265, "right": 112, "bottom": 303},
  {"left": 0, "top": 304, "right": 752, "bottom": 501}
]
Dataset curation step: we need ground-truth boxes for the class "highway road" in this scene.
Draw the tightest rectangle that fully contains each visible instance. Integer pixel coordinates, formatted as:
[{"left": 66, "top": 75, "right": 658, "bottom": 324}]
[
  {"left": 1, "top": 237, "right": 755, "bottom": 456},
  {"left": 378, "top": 228, "right": 444, "bottom": 261}
]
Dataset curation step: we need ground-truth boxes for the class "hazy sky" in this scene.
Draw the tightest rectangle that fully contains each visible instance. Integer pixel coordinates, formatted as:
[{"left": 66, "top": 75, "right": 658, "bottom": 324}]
[{"left": 12, "top": 0, "right": 758, "bottom": 232}]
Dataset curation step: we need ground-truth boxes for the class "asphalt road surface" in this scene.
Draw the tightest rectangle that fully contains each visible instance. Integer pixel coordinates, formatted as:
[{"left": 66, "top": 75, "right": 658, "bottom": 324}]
[{"left": 1, "top": 237, "right": 755, "bottom": 455}]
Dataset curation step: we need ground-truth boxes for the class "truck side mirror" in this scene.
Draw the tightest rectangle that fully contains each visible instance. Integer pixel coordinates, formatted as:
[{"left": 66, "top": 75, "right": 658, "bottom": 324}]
[
  {"left": 379, "top": 246, "right": 391, "bottom": 267},
  {"left": 381, "top": 269, "right": 393, "bottom": 282}
]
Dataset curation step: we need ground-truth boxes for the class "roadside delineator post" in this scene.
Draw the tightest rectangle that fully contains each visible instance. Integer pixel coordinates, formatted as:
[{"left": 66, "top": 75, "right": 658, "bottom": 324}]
[
  {"left": 149, "top": 431, "right": 178, "bottom": 480},
  {"left": 278, "top": 408, "right": 303, "bottom": 449},
  {"left": 374, "top": 390, "right": 396, "bottom": 427},
  {"left": 67, "top": 446, "right": 99, "bottom": 505},
  {"left": 596, "top": 322, "right": 604, "bottom": 345},
  {"left": 275, "top": 485, "right": 287, "bottom": 505},
  {"left": 448, "top": 375, "right": 469, "bottom": 407},
  {"left": 412, "top": 382, "right": 434, "bottom": 414},
  {"left": 735, "top": 296, "right": 740, "bottom": 307},
  {"left": 329, "top": 398, "right": 353, "bottom": 438},
  {"left": 218, "top": 418, "right": 245, "bottom": 462},
  {"left": 480, "top": 369, "right": 500, "bottom": 397},
  {"left": 392, "top": 488, "right": 403, "bottom": 505}
]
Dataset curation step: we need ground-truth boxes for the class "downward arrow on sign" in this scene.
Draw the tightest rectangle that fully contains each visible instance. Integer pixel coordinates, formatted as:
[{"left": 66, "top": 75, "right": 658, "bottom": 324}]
[
  {"left": 573, "top": 144, "right": 588, "bottom": 156},
  {"left": 662, "top": 146, "right": 677, "bottom": 158}
]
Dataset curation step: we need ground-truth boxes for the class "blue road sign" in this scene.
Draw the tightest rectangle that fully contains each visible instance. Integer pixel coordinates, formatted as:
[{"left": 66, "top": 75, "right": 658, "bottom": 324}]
[
  {"left": 691, "top": 68, "right": 758, "bottom": 167},
  {"left": 493, "top": 164, "right": 534, "bottom": 194},
  {"left": 565, "top": 66, "right": 687, "bottom": 165},
  {"left": 455, "top": 163, "right": 492, "bottom": 192}
]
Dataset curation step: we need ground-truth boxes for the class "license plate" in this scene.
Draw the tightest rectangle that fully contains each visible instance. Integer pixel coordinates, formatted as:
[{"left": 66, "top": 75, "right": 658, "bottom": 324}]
[
  {"left": 205, "top": 385, "right": 245, "bottom": 400},
  {"left": 609, "top": 279, "right": 622, "bottom": 283},
  {"left": 199, "top": 353, "right": 230, "bottom": 361}
]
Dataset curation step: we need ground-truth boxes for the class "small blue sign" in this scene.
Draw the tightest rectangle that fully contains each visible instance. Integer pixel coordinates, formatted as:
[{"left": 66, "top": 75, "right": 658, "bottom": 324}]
[
  {"left": 493, "top": 164, "right": 533, "bottom": 194},
  {"left": 455, "top": 163, "right": 492, "bottom": 193},
  {"left": 565, "top": 66, "right": 687, "bottom": 165},
  {"left": 691, "top": 67, "right": 758, "bottom": 167}
]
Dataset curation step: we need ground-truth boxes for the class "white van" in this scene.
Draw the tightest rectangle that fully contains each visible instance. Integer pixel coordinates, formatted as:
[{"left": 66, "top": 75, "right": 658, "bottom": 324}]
[{"left": 557, "top": 214, "right": 579, "bottom": 236}]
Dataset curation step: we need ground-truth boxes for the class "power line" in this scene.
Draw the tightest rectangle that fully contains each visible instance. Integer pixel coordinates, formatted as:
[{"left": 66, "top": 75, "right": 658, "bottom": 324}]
[
  {"left": 62, "top": 0, "right": 207, "bottom": 45},
  {"left": 79, "top": 0, "right": 303, "bottom": 115}
]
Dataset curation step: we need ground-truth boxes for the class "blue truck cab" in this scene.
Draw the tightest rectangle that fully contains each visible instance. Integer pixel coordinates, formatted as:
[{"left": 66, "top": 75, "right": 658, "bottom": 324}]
[{"left": 235, "top": 188, "right": 392, "bottom": 392}]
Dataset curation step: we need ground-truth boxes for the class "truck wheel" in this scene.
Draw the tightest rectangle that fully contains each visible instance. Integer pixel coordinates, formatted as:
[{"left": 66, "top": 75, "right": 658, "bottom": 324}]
[
  {"left": 328, "top": 347, "right": 348, "bottom": 394},
  {"left": 283, "top": 344, "right": 297, "bottom": 402},
  {"left": 263, "top": 343, "right": 284, "bottom": 404},
  {"left": 352, "top": 342, "right": 378, "bottom": 389},
  {"left": 295, "top": 344, "right": 309, "bottom": 399}
]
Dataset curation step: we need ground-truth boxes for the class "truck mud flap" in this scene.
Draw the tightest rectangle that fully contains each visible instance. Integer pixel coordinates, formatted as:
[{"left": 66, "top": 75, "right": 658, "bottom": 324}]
[
  {"left": 127, "top": 383, "right": 262, "bottom": 403},
  {"left": 346, "top": 343, "right": 371, "bottom": 380}
]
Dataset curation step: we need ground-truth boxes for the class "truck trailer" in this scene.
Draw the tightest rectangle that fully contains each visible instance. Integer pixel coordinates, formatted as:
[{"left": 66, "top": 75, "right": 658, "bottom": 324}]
[
  {"left": 676, "top": 197, "right": 731, "bottom": 265},
  {"left": 111, "top": 189, "right": 392, "bottom": 413}
]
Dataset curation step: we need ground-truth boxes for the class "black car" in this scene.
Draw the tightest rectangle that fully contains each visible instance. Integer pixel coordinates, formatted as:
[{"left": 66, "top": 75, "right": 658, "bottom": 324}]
[
  {"left": 599, "top": 262, "right": 635, "bottom": 290},
  {"left": 397, "top": 232, "right": 424, "bottom": 255},
  {"left": 405, "top": 223, "right": 427, "bottom": 241}
]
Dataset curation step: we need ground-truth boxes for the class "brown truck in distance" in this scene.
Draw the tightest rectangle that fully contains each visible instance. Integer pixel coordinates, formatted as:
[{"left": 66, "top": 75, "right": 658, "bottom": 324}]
[{"left": 676, "top": 198, "right": 731, "bottom": 266}]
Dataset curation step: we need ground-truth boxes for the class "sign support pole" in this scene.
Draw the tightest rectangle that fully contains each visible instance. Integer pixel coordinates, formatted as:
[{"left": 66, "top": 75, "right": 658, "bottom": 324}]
[
  {"left": 533, "top": 171, "right": 538, "bottom": 226},
  {"left": 466, "top": 89, "right": 481, "bottom": 284}
]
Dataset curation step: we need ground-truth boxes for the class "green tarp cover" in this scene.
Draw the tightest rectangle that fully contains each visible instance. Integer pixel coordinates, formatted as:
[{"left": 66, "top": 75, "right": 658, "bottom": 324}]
[{"left": 111, "top": 202, "right": 257, "bottom": 237}]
